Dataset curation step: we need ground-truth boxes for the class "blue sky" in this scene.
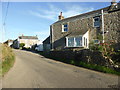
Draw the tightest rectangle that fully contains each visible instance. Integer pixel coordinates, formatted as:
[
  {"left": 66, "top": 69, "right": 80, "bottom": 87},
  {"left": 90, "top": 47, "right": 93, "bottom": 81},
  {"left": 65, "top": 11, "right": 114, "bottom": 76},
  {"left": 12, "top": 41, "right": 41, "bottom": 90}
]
[{"left": 1, "top": 2, "right": 111, "bottom": 42}]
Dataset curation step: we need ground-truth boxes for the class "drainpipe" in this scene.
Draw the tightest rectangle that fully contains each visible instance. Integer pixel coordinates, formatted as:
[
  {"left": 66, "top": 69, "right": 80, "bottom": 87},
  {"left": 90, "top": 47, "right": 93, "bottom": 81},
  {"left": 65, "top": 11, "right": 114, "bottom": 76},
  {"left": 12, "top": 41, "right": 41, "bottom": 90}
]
[
  {"left": 101, "top": 9, "right": 104, "bottom": 43},
  {"left": 50, "top": 25, "right": 54, "bottom": 50}
]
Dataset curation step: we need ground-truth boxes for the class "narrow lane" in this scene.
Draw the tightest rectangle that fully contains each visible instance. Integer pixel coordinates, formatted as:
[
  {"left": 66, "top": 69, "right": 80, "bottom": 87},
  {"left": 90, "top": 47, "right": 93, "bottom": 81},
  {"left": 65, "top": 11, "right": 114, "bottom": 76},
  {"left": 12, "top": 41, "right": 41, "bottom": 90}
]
[{"left": 2, "top": 49, "right": 119, "bottom": 88}]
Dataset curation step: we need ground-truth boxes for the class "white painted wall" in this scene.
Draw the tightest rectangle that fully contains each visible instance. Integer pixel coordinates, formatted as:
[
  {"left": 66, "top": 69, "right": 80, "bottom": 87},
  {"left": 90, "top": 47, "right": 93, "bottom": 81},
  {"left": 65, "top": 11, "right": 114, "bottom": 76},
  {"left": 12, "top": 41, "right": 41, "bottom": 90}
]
[
  {"left": 35, "top": 40, "right": 43, "bottom": 51},
  {"left": 83, "top": 31, "right": 89, "bottom": 48},
  {"left": 19, "top": 39, "right": 39, "bottom": 48},
  {"left": 35, "top": 44, "right": 43, "bottom": 51},
  {"left": 8, "top": 42, "right": 13, "bottom": 47}
]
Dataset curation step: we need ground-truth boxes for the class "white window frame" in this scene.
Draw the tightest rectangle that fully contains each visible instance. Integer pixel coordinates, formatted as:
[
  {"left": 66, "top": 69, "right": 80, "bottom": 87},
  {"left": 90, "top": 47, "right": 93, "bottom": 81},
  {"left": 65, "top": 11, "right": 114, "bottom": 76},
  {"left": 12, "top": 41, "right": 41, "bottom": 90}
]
[
  {"left": 66, "top": 36, "right": 83, "bottom": 47},
  {"left": 62, "top": 24, "right": 68, "bottom": 32},
  {"left": 93, "top": 17, "right": 100, "bottom": 27},
  {"left": 94, "top": 39, "right": 100, "bottom": 44}
]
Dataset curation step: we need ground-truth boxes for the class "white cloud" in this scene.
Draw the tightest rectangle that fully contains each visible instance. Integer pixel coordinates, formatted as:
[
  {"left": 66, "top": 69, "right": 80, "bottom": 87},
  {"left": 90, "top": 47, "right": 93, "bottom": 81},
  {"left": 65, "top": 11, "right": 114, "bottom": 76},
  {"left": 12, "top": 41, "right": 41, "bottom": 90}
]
[
  {"left": 29, "top": 10, "right": 56, "bottom": 20},
  {"left": 29, "top": 4, "right": 61, "bottom": 21},
  {"left": 63, "top": 5, "right": 94, "bottom": 17},
  {"left": 29, "top": 4, "right": 94, "bottom": 21}
]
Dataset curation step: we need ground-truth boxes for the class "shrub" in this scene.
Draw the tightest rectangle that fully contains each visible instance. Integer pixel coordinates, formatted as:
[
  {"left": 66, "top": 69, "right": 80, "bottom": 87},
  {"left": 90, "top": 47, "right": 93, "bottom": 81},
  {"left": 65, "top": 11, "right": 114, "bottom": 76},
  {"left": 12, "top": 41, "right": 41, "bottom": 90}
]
[
  {"left": 19, "top": 43, "right": 25, "bottom": 49},
  {"left": 89, "top": 40, "right": 120, "bottom": 65}
]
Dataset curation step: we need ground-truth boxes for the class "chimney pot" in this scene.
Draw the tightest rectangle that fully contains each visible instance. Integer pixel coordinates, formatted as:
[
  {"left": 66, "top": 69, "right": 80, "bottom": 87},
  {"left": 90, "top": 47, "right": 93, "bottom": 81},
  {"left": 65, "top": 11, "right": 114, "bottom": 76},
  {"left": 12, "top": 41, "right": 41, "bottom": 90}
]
[
  {"left": 58, "top": 12, "right": 64, "bottom": 20},
  {"left": 111, "top": 0, "right": 117, "bottom": 5},
  {"left": 60, "top": 12, "right": 62, "bottom": 16}
]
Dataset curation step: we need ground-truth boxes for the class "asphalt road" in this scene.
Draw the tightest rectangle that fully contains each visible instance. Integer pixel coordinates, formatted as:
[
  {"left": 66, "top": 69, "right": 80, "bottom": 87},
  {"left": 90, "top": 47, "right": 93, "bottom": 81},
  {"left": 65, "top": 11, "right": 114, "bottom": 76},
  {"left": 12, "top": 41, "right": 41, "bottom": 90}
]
[{"left": 2, "top": 49, "right": 119, "bottom": 88}]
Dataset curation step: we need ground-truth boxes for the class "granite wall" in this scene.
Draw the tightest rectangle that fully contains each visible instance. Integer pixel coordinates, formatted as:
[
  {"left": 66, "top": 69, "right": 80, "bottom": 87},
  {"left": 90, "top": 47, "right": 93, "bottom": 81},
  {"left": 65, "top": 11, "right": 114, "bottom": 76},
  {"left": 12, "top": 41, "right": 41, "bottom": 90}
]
[
  {"left": 104, "top": 10, "right": 120, "bottom": 50},
  {"left": 51, "top": 10, "right": 120, "bottom": 50},
  {"left": 49, "top": 50, "right": 112, "bottom": 67},
  {"left": 51, "top": 15, "right": 98, "bottom": 50}
]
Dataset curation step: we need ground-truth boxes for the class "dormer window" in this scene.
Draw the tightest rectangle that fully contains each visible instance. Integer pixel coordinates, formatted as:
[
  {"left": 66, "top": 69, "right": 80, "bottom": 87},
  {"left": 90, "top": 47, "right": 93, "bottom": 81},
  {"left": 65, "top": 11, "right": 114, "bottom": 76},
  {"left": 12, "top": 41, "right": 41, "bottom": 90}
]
[
  {"left": 62, "top": 24, "right": 68, "bottom": 32},
  {"left": 93, "top": 17, "right": 100, "bottom": 27}
]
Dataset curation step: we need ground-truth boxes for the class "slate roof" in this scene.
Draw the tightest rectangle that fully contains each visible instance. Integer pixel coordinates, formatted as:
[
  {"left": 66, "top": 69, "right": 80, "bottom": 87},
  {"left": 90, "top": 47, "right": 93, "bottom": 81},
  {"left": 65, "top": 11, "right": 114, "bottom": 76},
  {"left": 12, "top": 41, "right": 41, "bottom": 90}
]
[
  {"left": 43, "top": 36, "right": 50, "bottom": 44},
  {"left": 68, "top": 30, "right": 88, "bottom": 37},
  {"left": 19, "top": 36, "right": 38, "bottom": 39},
  {"left": 53, "top": 2, "right": 120, "bottom": 25},
  {"left": 8, "top": 39, "right": 13, "bottom": 42},
  {"left": 4, "top": 39, "right": 13, "bottom": 44},
  {"left": 108, "top": 2, "right": 120, "bottom": 12}
]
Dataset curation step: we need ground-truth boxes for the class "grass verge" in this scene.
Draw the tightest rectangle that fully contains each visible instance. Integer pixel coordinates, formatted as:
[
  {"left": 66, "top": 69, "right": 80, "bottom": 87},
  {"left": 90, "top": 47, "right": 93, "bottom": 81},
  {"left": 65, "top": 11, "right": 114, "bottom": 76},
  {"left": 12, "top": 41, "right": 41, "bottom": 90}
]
[
  {"left": 78, "top": 61, "right": 120, "bottom": 75},
  {"left": 0, "top": 44, "right": 15, "bottom": 76}
]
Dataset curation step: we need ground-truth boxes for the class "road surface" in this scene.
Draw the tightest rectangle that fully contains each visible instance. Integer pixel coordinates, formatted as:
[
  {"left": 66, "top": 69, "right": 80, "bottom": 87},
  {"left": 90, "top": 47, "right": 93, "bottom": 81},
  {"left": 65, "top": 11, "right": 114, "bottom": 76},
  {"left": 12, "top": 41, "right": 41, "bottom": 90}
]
[{"left": 2, "top": 49, "right": 119, "bottom": 88}]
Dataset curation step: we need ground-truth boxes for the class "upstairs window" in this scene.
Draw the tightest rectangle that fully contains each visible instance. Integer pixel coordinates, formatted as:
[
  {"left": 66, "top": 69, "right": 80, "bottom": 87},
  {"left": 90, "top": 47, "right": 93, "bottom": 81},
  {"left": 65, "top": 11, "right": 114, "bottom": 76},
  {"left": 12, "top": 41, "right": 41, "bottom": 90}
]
[
  {"left": 93, "top": 17, "right": 100, "bottom": 27},
  {"left": 62, "top": 24, "right": 68, "bottom": 32}
]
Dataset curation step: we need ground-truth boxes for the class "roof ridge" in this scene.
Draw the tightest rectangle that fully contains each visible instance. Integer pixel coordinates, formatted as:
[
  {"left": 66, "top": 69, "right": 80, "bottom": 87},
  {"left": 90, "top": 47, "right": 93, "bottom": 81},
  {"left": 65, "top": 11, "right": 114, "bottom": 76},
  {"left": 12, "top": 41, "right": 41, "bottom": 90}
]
[{"left": 52, "top": 5, "right": 111, "bottom": 24}]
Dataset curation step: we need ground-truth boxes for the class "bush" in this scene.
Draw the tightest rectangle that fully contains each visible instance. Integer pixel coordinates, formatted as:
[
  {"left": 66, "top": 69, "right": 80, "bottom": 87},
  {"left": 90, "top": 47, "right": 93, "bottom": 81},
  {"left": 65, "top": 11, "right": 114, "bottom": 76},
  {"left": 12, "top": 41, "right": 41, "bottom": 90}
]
[
  {"left": 19, "top": 43, "right": 25, "bottom": 49},
  {"left": 89, "top": 40, "right": 120, "bottom": 66}
]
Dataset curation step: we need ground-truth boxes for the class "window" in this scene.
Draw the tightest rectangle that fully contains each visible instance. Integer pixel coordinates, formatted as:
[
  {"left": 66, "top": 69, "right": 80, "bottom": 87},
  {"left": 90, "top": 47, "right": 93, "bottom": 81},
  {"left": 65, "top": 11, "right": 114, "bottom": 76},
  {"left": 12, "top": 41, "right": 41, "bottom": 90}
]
[
  {"left": 84, "top": 37, "right": 85, "bottom": 46},
  {"left": 94, "top": 39, "right": 100, "bottom": 44},
  {"left": 66, "top": 36, "right": 83, "bottom": 47},
  {"left": 93, "top": 17, "right": 100, "bottom": 27},
  {"left": 75, "top": 37, "right": 82, "bottom": 46},
  {"left": 62, "top": 24, "right": 68, "bottom": 32},
  {"left": 83, "top": 37, "right": 87, "bottom": 47},
  {"left": 86, "top": 38, "right": 87, "bottom": 47},
  {"left": 68, "top": 37, "right": 74, "bottom": 47}
]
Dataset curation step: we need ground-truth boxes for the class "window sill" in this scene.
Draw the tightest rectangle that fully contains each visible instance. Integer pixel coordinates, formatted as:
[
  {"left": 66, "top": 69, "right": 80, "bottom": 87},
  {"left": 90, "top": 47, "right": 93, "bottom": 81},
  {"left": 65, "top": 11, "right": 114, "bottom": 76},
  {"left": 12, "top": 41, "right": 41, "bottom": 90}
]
[
  {"left": 65, "top": 46, "right": 84, "bottom": 48},
  {"left": 94, "top": 26, "right": 100, "bottom": 28},
  {"left": 62, "top": 31, "right": 68, "bottom": 33}
]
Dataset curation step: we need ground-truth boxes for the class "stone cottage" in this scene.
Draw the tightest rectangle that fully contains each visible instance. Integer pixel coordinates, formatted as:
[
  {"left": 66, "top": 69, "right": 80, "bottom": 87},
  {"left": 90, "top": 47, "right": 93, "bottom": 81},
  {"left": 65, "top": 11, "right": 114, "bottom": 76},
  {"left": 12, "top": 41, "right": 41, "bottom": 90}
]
[{"left": 50, "top": 1, "right": 120, "bottom": 51}]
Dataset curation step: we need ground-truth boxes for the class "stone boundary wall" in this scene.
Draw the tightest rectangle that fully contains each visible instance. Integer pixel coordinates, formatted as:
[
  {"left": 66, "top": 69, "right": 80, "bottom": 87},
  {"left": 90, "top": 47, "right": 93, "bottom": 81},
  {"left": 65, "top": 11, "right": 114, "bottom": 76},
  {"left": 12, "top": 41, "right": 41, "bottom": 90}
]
[{"left": 49, "top": 49, "right": 111, "bottom": 67}]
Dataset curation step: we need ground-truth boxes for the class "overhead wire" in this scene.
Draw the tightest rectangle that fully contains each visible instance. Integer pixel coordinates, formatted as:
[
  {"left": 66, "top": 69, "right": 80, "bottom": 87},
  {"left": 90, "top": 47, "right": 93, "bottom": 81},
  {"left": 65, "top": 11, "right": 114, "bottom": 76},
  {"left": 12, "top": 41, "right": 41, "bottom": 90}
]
[
  {"left": 3, "top": 1, "right": 9, "bottom": 25},
  {"left": 2, "top": 1, "right": 9, "bottom": 42}
]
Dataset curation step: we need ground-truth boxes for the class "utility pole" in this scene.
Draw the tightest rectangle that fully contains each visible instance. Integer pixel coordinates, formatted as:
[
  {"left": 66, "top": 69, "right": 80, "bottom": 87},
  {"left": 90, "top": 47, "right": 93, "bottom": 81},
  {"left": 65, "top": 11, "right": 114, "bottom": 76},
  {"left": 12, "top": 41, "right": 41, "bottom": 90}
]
[{"left": 101, "top": 9, "right": 104, "bottom": 43}]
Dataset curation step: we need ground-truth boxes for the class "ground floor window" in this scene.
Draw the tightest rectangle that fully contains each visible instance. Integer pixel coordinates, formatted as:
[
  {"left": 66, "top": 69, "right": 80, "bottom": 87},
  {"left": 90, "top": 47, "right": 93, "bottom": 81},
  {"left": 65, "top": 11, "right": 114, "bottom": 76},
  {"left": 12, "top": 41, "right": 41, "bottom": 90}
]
[
  {"left": 66, "top": 36, "right": 83, "bottom": 47},
  {"left": 75, "top": 37, "right": 82, "bottom": 47},
  {"left": 66, "top": 36, "right": 88, "bottom": 48},
  {"left": 68, "top": 37, "right": 74, "bottom": 47}
]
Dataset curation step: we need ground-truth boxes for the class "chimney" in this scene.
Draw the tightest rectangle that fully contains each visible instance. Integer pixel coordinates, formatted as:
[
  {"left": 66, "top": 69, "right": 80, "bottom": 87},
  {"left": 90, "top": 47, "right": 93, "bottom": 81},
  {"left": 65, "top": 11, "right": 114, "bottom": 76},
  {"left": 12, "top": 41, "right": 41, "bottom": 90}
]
[
  {"left": 58, "top": 12, "right": 64, "bottom": 20},
  {"left": 111, "top": 0, "right": 117, "bottom": 5}
]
